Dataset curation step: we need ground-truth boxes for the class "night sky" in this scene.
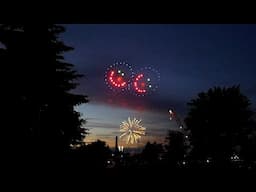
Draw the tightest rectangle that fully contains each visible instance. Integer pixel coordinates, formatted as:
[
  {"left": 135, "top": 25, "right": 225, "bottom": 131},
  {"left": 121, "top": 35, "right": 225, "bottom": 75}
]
[{"left": 61, "top": 24, "right": 256, "bottom": 148}]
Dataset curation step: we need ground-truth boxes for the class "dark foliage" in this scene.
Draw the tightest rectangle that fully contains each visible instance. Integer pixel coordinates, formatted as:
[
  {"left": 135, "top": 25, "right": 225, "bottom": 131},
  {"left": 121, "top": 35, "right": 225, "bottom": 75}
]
[
  {"left": 185, "top": 86, "right": 255, "bottom": 166},
  {"left": 0, "top": 24, "right": 88, "bottom": 163}
]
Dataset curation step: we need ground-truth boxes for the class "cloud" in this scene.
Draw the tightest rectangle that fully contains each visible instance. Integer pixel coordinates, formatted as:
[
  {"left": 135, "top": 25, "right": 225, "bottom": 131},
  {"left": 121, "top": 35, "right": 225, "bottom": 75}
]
[
  {"left": 85, "top": 121, "right": 117, "bottom": 130},
  {"left": 111, "top": 131, "right": 120, "bottom": 135},
  {"left": 95, "top": 134, "right": 115, "bottom": 138}
]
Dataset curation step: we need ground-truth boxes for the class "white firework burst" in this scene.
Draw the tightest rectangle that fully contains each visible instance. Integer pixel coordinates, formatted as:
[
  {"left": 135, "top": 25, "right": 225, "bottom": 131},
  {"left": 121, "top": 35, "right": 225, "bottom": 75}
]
[{"left": 120, "top": 117, "right": 146, "bottom": 144}]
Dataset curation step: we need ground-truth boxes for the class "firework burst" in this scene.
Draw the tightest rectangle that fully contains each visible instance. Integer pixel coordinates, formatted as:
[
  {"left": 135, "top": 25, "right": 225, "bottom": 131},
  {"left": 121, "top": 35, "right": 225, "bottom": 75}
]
[
  {"left": 104, "top": 61, "right": 133, "bottom": 92},
  {"left": 120, "top": 117, "right": 146, "bottom": 144},
  {"left": 132, "top": 66, "right": 160, "bottom": 96}
]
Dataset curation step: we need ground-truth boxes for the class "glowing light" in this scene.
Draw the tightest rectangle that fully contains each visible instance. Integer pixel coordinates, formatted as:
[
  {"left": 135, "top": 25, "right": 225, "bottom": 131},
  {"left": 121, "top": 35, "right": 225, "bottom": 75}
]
[
  {"left": 120, "top": 117, "right": 146, "bottom": 144},
  {"left": 118, "top": 146, "right": 124, "bottom": 152},
  {"left": 133, "top": 73, "right": 146, "bottom": 94},
  {"left": 132, "top": 67, "right": 160, "bottom": 96},
  {"left": 169, "top": 109, "right": 176, "bottom": 120},
  {"left": 117, "top": 77, "right": 122, "bottom": 82},
  {"left": 231, "top": 154, "right": 240, "bottom": 161},
  {"left": 105, "top": 62, "right": 160, "bottom": 95},
  {"left": 108, "top": 70, "right": 127, "bottom": 88},
  {"left": 105, "top": 62, "right": 133, "bottom": 92}
]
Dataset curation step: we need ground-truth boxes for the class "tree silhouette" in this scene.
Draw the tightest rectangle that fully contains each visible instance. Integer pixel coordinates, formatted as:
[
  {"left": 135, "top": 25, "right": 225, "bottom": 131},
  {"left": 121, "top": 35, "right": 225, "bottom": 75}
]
[
  {"left": 0, "top": 24, "right": 88, "bottom": 160},
  {"left": 185, "top": 86, "right": 254, "bottom": 167},
  {"left": 142, "top": 142, "right": 164, "bottom": 166},
  {"left": 0, "top": 25, "right": 33, "bottom": 158},
  {"left": 76, "top": 140, "right": 111, "bottom": 168},
  {"left": 240, "top": 116, "right": 256, "bottom": 164},
  {"left": 165, "top": 130, "right": 185, "bottom": 167}
]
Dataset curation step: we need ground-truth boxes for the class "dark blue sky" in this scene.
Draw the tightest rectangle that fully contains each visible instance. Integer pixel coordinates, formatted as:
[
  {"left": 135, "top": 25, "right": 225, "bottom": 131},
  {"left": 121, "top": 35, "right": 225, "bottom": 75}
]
[{"left": 61, "top": 24, "right": 256, "bottom": 147}]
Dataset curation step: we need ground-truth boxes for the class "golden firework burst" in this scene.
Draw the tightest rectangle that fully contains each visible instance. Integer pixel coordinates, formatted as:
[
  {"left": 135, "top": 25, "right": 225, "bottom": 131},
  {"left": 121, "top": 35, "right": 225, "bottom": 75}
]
[{"left": 120, "top": 117, "right": 146, "bottom": 144}]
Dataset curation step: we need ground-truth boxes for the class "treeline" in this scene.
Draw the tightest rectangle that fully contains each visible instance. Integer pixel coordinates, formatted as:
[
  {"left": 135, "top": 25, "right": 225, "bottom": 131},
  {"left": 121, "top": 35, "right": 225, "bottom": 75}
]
[{"left": 1, "top": 25, "right": 255, "bottom": 170}]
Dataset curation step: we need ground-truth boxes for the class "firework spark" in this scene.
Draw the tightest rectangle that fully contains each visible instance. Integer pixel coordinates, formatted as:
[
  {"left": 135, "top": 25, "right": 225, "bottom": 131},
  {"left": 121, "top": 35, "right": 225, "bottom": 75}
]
[
  {"left": 104, "top": 61, "right": 133, "bottom": 92},
  {"left": 120, "top": 117, "right": 146, "bottom": 144}
]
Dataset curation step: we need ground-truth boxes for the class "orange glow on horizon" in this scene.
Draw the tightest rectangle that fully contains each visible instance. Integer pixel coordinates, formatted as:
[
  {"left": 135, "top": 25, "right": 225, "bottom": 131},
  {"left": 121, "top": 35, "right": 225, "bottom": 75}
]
[{"left": 84, "top": 134, "right": 164, "bottom": 149}]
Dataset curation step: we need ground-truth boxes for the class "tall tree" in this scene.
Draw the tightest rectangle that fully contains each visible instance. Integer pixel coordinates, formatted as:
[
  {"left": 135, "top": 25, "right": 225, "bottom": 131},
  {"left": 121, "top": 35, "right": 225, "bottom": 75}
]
[
  {"left": 0, "top": 24, "right": 88, "bottom": 159},
  {"left": 0, "top": 25, "right": 32, "bottom": 155},
  {"left": 185, "top": 86, "right": 254, "bottom": 166}
]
